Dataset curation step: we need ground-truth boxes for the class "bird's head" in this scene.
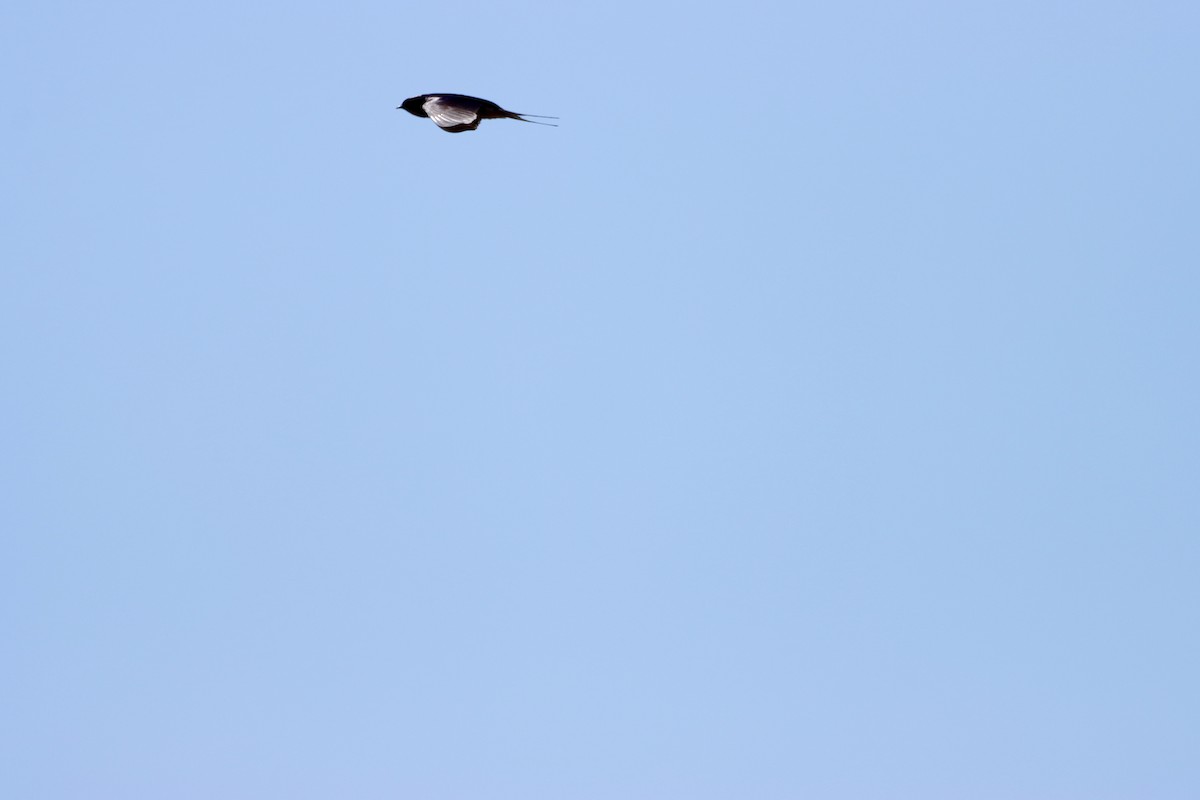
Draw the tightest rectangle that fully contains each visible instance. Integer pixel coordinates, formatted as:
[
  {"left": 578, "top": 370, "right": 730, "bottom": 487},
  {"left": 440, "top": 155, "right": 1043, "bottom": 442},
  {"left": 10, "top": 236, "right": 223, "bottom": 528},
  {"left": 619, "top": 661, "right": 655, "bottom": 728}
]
[{"left": 398, "top": 96, "right": 428, "bottom": 117}]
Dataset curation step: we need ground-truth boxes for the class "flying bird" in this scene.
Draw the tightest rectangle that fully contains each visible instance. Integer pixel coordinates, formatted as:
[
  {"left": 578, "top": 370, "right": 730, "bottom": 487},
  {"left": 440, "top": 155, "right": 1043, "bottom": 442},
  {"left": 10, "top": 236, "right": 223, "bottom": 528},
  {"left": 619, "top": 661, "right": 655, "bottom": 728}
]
[{"left": 398, "top": 93, "right": 558, "bottom": 133}]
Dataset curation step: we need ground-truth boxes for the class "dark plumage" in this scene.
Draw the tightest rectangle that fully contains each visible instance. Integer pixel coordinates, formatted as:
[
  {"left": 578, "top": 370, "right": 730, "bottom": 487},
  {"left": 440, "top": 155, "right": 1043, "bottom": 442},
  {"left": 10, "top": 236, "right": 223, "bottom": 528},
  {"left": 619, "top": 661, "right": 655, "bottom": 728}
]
[{"left": 398, "top": 94, "right": 558, "bottom": 133}]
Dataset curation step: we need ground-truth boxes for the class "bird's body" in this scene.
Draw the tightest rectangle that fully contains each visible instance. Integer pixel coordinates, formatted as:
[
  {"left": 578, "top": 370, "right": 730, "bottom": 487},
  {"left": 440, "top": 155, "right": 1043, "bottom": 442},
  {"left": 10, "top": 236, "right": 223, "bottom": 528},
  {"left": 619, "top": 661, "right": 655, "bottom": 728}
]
[{"left": 398, "top": 94, "right": 557, "bottom": 133}]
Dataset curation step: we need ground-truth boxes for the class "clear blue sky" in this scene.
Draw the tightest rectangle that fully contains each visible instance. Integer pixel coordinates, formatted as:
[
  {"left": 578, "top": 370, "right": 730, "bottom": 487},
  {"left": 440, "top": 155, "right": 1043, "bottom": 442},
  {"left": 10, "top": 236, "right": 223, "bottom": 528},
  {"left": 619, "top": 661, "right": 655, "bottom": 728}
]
[{"left": 3, "top": 1, "right": 1198, "bottom": 797}]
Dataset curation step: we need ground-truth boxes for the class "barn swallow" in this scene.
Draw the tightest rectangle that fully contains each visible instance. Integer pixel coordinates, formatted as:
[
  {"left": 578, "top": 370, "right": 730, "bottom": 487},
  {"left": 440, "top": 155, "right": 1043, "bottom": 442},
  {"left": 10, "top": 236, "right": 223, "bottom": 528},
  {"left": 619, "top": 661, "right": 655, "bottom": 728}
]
[{"left": 398, "top": 94, "right": 558, "bottom": 133}]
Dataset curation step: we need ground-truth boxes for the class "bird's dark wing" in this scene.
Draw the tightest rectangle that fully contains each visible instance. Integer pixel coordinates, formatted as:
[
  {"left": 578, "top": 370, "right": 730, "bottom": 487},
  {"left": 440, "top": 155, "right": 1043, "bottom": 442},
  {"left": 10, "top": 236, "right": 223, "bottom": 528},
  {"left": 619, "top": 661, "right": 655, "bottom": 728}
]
[{"left": 422, "top": 96, "right": 481, "bottom": 130}]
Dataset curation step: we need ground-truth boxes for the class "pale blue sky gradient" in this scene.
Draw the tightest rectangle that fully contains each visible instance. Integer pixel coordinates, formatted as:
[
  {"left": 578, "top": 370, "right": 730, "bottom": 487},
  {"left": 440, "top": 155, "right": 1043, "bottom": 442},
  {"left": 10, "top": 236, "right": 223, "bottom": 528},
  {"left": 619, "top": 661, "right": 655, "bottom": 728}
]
[{"left": 3, "top": 1, "right": 1198, "bottom": 797}]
